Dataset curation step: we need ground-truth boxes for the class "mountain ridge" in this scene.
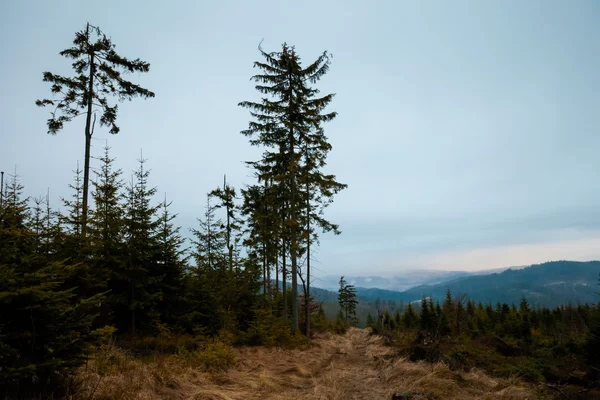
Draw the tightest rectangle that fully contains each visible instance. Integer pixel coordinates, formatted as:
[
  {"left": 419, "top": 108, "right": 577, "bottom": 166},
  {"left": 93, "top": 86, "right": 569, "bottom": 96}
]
[{"left": 313, "top": 260, "right": 600, "bottom": 307}]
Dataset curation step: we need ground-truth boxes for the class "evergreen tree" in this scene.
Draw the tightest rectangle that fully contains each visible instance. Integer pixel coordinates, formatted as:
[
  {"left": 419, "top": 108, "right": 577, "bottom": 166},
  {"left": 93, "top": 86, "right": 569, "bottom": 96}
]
[
  {"left": 337, "top": 276, "right": 358, "bottom": 326},
  {"left": 88, "top": 146, "right": 125, "bottom": 323},
  {"left": 210, "top": 176, "right": 241, "bottom": 272},
  {"left": 0, "top": 174, "right": 108, "bottom": 397},
  {"left": 366, "top": 313, "right": 376, "bottom": 328},
  {"left": 191, "top": 197, "right": 227, "bottom": 271},
  {"left": 36, "top": 23, "right": 154, "bottom": 238},
  {"left": 156, "top": 194, "right": 186, "bottom": 326},
  {"left": 58, "top": 162, "right": 84, "bottom": 257},
  {"left": 240, "top": 43, "right": 341, "bottom": 333},
  {"left": 403, "top": 302, "right": 419, "bottom": 329},
  {"left": 119, "top": 155, "right": 161, "bottom": 334}
]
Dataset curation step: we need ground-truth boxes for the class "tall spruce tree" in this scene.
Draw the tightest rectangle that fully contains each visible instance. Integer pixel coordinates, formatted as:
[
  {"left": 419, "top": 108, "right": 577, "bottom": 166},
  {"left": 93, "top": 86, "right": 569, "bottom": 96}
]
[
  {"left": 88, "top": 146, "right": 124, "bottom": 307},
  {"left": 156, "top": 194, "right": 186, "bottom": 326},
  {"left": 36, "top": 23, "right": 154, "bottom": 238},
  {"left": 120, "top": 154, "right": 161, "bottom": 334},
  {"left": 239, "top": 43, "right": 342, "bottom": 333}
]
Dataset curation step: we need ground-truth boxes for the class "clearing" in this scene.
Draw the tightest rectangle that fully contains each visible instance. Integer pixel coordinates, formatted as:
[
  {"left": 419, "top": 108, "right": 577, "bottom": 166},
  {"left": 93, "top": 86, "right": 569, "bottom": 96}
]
[{"left": 77, "top": 328, "right": 546, "bottom": 399}]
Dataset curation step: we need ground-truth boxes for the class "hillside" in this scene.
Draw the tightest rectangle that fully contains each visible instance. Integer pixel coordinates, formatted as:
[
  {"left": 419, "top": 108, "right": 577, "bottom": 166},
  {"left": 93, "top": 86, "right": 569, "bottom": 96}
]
[
  {"left": 401, "top": 260, "right": 600, "bottom": 307},
  {"left": 74, "top": 328, "right": 544, "bottom": 400},
  {"left": 315, "top": 270, "right": 475, "bottom": 291},
  {"left": 314, "top": 261, "right": 600, "bottom": 308}
]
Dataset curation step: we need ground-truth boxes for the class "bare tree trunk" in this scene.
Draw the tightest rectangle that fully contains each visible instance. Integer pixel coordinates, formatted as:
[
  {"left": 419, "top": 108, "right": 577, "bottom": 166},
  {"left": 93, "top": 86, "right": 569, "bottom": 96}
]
[
  {"left": 305, "top": 178, "right": 311, "bottom": 338},
  {"left": 290, "top": 168, "right": 298, "bottom": 332},
  {"left": 275, "top": 246, "right": 279, "bottom": 296},
  {"left": 262, "top": 241, "right": 267, "bottom": 296},
  {"left": 0, "top": 171, "right": 4, "bottom": 209},
  {"left": 81, "top": 25, "right": 94, "bottom": 239},
  {"left": 224, "top": 175, "right": 233, "bottom": 271},
  {"left": 282, "top": 239, "right": 288, "bottom": 321}
]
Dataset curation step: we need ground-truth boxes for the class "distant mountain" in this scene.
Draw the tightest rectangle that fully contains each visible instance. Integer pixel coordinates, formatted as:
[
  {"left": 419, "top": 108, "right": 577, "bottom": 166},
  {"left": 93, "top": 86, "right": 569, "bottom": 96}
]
[
  {"left": 401, "top": 260, "right": 599, "bottom": 307},
  {"left": 315, "top": 269, "right": 477, "bottom": 292},
  {"left": 313, "top": 261, "right": 600, "bottom": 308}
]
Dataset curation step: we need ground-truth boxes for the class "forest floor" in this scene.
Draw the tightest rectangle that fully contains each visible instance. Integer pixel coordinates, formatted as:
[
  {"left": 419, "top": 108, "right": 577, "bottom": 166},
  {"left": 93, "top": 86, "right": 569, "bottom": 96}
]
[{"left": 75, "top": 328, "right": 549, "bottom": 400}]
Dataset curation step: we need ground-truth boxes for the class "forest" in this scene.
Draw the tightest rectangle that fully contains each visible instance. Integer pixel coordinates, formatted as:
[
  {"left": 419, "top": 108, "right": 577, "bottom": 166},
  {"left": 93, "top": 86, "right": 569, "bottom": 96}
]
[{"left": 1, "top": 23, "right": 600, "bottom": 400}]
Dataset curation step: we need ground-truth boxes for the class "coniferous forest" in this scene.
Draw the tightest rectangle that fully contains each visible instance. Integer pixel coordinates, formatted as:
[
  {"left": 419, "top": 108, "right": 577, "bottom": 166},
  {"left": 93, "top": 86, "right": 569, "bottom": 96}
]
[
  {"left": 1, "top": 23, "right": 600, "bottom": 400},
  {"left": 2, "top": 24, "right": 346, "bottom": 397}
]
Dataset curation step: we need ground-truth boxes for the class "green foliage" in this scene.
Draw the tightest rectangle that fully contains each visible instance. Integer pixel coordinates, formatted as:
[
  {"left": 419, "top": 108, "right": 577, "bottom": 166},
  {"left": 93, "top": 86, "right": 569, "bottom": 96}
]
[
  {"left": 239, "top": 43, "right": 346, "bottom": 333},
  {"left": 338, "top": 276, "right": 358, "bottom": 326},
  {"left": 36, "top": 23, "right": 155, "bottom": 136},
  {"left": 194, "top": 341, "right": 236, "bottom": 371},
  {"left": 238, "top": 308, "right": 306, "bottom": 347}
]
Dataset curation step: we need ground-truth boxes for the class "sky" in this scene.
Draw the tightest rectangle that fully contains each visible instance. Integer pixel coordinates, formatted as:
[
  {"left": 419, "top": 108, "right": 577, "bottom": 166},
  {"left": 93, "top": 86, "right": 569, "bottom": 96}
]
[{"left": 1, "top": 0, "right": 600, "bottom": 277}]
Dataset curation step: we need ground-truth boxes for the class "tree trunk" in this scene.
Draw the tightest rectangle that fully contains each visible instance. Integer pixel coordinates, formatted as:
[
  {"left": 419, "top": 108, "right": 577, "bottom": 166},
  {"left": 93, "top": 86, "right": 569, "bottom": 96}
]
[
  {"left": 275, "top": 246, "right": 279, "bottom": 296},
  {"left": 0, "top": 171, "right": 4, "bottom": 209},
  {"left": 224, "top": 175, "right": 233, "bottom": 271},
  {"left": 262, "top": 241, "right": 267, "bottom": 296},
  {"left": 81, "top": 41, "right": 94, "bottom": 239},
  {"left": 290, "top": 148, "right": 298, "bottom": 333},
  {"left": 282, "top": 239, "right": 287, "bottom": 321},
  {"left": 305, "top": 178, "right": 311, "bottom": 338}
]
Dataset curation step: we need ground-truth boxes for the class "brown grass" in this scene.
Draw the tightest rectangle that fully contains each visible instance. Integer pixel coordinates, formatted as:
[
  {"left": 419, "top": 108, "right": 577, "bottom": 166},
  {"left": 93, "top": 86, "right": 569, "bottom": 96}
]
[{"left": 72, "top": 328, "right": 550, "bottom": 400}]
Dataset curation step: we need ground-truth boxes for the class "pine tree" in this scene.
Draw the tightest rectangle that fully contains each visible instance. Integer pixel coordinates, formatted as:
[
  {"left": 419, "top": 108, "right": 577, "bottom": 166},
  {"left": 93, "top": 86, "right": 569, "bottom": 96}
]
[
  {"left": 240, "top": 43, "right": 341, "bottom": 333},
  {"left": 0, "top": 174, "right": 108, "bottom": 397},
  {"left": 210, "top": 176, "right": 241, "bottom": 272},
  {"left": 191, "top": 197, "right": 227, "bottom": 271},
  {"left": 442, "top": 288, "right": 455, "bottom": 335},
  {"left": 88, "top": 146, "right": 125, "bottom": 323},
  {"left": 156, "top": 194, "right": 186, "bottom": 326},
  {"left": 403, "top": 303, "right": 419, "bottom": 329},
  {"left": 120, "top": 154, "right": 161, "bottom": 334},
  {"left": 337, "top": 276, "right": 358, "bottom": 326},
  {"left": 36, "top": 23, "right": 154, "bottom": 238},
  {"left": 58, "top": 162, "right": 84, "bottom": 258}
]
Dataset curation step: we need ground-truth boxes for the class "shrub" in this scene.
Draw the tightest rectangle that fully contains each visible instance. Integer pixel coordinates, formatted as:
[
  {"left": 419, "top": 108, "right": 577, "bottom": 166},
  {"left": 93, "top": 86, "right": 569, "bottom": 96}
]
[{"left": 194, "top": 341, "right": 235, "bottom": 371}]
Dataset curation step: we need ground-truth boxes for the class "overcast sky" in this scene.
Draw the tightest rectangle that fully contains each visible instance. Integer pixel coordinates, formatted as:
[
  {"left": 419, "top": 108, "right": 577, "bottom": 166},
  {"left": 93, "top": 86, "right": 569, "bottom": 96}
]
[{"left": 1, "top": 0, "right": 600, "bottom": 277}]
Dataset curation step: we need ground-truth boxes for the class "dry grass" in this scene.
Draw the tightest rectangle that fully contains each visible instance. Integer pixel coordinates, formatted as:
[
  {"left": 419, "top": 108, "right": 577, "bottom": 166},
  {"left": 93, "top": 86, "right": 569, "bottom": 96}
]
[{"left": 72, "top": 328, "right": 550, "bottom": 400}]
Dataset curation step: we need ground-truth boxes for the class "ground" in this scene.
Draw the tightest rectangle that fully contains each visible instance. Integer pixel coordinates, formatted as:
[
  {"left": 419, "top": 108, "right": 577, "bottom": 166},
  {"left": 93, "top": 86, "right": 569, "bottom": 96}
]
[{"left": 76, "top": 328, "right": 548, "bottom": 399}]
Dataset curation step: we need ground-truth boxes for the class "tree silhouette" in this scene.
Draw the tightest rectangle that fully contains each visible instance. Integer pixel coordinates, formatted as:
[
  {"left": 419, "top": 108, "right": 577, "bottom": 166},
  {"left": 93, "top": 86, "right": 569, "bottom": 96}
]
[{"left": 36, "top": 23, "right": 154, "bottom": 238}]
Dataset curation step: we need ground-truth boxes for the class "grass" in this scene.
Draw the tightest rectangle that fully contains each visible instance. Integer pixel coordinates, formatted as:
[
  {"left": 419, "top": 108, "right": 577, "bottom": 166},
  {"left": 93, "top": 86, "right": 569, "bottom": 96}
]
[{"left": 69, "top": 328, "right": 553, "bottom": 400}]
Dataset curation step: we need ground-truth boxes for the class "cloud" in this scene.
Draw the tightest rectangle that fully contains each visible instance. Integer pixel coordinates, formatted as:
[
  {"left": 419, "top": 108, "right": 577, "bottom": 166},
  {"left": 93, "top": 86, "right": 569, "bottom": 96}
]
[{"left": 405, "top": 234, "right": 600, "bottom": 271}]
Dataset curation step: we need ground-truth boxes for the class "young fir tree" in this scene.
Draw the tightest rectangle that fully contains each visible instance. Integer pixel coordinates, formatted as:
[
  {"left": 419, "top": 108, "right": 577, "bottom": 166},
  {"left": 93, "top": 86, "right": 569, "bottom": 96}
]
[
  {"left": 209, "top": 176, "right": 241, "bottom": 272},
  {"left": 36, "top": 23, "right": 154, "bottom": 238},
  {"left": 120, "top": 154, "right": 162, "bottom": 334},
  {"left": 88, "top": 146, "right": 125, "bottom": 322},
  {"left": 156, "top": 194, "right": 186, "bottom": 326},
  {"left": 239, "top": 43, "right": 342, "bottom": 333},
  {"left": 191, "top": 197, "right": 227, "bottom": 272},
  {"left": 337, "top": 276, "right": 358, "bottom": 326},
  {"left": 59, "top": 162, "right": 84, "bottom": 257},
  {"left": 0, "top": 174, "right": 109, "bottom": 397},
  {"left": 190, "top": 195, "right": 231, "bottom": 332}
]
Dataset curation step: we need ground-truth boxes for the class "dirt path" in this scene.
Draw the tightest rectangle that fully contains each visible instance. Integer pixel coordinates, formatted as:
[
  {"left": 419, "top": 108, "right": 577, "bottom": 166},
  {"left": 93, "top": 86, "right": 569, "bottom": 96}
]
[
  {"left": 78, "top": 328, "right": 544, "bottom": 399},
  {"left": 189, "top": 328, "right": 540, "bottom": 400}
]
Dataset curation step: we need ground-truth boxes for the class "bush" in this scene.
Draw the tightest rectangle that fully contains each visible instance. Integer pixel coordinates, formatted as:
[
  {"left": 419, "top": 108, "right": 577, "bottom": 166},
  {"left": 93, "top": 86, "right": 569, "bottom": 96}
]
[
  {"left": 510, "top": 358, "right": 545, "bottom": 382},
  {"left": 194, "top": 341, "right": 235, "bottom": 371},
  {"left": 122, "top": 332, "right": 204, "bottom": 355},
  {"left": 237, "top": 308, "right": 307, "bottom": 347}
]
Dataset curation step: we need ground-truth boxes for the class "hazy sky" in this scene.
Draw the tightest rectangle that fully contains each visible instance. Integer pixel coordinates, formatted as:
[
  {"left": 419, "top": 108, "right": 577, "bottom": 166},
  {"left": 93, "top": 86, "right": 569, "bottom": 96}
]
[{"left": 2, "top": 1, "right": 600, "bottom": 277}]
